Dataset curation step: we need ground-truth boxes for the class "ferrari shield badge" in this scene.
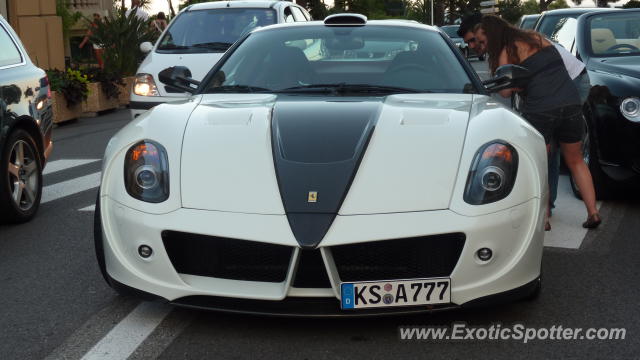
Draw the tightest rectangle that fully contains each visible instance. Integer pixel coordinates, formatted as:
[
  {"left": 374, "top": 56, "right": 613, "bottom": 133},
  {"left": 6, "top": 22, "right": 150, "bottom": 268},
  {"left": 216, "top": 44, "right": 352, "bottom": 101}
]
[{"left": 308, "top": 191, "right": 318, "bottom": 203}]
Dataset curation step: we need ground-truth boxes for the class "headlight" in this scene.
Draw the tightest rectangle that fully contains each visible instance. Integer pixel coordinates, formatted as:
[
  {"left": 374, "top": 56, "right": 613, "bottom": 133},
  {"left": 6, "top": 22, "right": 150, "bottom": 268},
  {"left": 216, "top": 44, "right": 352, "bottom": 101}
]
[
  {"left": 620, "top": 97, "right": 640, "bottom": 122},
  {"left": 124, "top": 140, "right": 169, "bottom": 203},
  {"left": 133, "top": 74, "right": 159, "bottom": 97},
  {"left": 464, "top": 141, "right": 518, "bottom": 205}
]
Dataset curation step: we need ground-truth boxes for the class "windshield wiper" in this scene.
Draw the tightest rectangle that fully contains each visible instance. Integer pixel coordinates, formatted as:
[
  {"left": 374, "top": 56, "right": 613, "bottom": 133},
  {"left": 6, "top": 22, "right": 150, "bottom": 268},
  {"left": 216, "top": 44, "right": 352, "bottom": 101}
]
[
  {"left": 191, "top": 42, "right": 233, "bottom": 51},
  {"left": 277, "top": 83, "right": 424, "bottom": 94},
  {"left": 156, "top": 44, "right": 191, "bottom": 50},
  {"left": 207, "top": 85, "right": 271, "bottom": 93}
]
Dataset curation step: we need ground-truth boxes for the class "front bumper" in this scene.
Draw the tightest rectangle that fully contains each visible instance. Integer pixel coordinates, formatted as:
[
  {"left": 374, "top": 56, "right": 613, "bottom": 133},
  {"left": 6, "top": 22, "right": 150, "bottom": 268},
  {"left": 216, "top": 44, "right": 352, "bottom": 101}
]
[{"left": 100, "top": 195, "right": 545, "bottom": 314}]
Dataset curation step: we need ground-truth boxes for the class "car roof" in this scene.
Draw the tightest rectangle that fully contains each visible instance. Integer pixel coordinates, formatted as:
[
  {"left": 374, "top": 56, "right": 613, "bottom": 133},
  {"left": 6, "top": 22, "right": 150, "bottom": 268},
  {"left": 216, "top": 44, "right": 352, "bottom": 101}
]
[
  {"left": 253, "top": 19, "right": 440, "bottom": 33},
  {"left": 186, "top": 0, "right": 280, "bottom": 10},
  {"left": 540, "top": 7, "right": 614, "bottom": 16}
]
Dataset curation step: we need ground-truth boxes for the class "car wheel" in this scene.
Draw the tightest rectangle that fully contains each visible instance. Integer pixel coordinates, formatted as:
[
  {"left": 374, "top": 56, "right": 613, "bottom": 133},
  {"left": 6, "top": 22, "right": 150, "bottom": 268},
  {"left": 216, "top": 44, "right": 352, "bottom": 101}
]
[
  {"left": 0, "top": 129, "right": 43, "bottom": 224},
  {"left": 478, "top": 54, "right": 485, "bottom": 61},
  {"left": 570, "top": 120, "right": 613, "bottom": 200}
]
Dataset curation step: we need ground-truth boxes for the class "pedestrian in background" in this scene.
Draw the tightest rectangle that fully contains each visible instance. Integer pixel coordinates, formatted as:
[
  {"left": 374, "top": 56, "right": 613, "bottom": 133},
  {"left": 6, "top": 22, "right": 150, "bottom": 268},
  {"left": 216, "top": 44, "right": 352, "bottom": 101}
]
[
  {"left": 78, "top": 13, "right": 104, "bottom": 69},
  {"left": 152, "top": 12, "right": 168, "bottom": 34},
  {"left": 126, "top": 0, "right": 149, "bottom": 21},
  {"left": 478, "top": 15, "right": 601, "bottom": 230}
]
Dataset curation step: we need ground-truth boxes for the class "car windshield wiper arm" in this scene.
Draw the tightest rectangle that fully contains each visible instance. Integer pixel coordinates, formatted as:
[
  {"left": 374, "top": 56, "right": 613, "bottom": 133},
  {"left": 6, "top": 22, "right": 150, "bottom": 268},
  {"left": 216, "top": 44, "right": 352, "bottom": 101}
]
[
  {"left": 191, "top": 42, "right": 233, "bottom": 50},
  {"left": 277, "top": 83, "right": 425, "bottom": 94},
  {"left": 157, "top": 44, "right": 192, "bottom": 50},
  {"left": 207, "top": 85, "right": 271, "bottom": 93}
]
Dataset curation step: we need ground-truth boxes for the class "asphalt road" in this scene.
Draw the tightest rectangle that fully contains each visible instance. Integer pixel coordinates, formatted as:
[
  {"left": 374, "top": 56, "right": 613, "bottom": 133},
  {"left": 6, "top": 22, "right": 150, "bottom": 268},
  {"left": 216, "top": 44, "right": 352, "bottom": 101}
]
[{"left": 1, "top": 60, "right": 639, "bottom": 359}]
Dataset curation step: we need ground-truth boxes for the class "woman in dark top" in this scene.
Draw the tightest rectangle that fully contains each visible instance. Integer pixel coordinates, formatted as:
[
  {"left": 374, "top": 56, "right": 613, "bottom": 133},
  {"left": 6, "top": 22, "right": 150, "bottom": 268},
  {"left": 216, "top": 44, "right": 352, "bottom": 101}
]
[{"left": 477, "top": 15, "right": 601, "bottom": 229}]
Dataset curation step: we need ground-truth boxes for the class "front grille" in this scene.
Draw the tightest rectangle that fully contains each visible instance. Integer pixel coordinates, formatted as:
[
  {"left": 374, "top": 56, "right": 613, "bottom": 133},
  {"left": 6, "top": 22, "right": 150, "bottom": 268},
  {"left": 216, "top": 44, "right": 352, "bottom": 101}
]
[
  {"left": 292, "top": 250, "right": 332, "bottom": 288},
  {"left": 161, "top": 231, "right": 293, "bottom": 282},
  {"left": 331, "top": 233, "right": 466, "bottom": 282}
]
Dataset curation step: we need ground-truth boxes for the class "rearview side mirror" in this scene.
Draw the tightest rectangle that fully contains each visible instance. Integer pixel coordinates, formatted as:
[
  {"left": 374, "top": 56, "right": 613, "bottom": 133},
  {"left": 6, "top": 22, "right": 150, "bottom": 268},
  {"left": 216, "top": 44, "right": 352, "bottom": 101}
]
[
  {"left": 140, "top": 42, "right": 153, "bottom": 54},
  {"left": 483, "top": 64, "right": 530, "bottom": 93},
  {"left": 158, "top": 66, "right": 201, "bottom": 94}
]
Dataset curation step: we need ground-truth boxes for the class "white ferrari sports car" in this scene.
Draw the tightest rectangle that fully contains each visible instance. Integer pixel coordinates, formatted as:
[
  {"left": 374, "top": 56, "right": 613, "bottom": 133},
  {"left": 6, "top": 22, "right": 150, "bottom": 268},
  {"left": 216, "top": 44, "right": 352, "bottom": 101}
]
[{"left": 95, "top": 14, "right": 548, "bottom": 316}]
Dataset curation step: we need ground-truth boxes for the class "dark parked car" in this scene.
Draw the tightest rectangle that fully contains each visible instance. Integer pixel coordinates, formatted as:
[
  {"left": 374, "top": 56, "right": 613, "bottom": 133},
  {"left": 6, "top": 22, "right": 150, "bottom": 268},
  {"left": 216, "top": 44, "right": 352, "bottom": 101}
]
[
  {"left": 0, "top": 16, "right": 53, "bottom": 223},
  {"left": 439, "top": 24, "right": 484, "bottom": 60},
  {"left": 533, "top": 8, "right": 617, "bottom": 40},
  {"left": 547, "top": 9, "right": 640, "bottom": 198},
  {"left": 517, "top": 14, "right": 540, "bottom": 30}
]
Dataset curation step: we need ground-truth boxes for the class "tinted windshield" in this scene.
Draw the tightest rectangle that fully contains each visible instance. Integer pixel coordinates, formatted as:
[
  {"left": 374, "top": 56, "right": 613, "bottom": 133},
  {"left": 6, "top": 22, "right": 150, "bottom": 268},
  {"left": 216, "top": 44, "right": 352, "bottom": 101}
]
[
  {"left": 440, "top": 26, "right": 459, "bottom": 38},
  {"left": 157, "top": 8, "right": 276, "bottom": 53},
  {"left": 203, "top": 25, "right": 474, "bottom": 95},
  {"left": 588, "top": 12, "right": 640, "bottom": 57},
  {"left": 520, "top": 16, "right": 539, "bottom": 30},
  {"left": 537, "top": 13, "right": 583, "bottom": 38}
]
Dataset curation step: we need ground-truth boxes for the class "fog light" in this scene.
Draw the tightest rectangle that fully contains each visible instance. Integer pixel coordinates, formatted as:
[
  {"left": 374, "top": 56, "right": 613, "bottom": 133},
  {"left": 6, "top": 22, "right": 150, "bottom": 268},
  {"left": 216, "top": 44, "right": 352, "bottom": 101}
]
[
  {"left": 138, "top": 245, "right": 153, "bottom": 258},
  {"left": 477, "top": 248, "right": 492, "bottom": 261}
]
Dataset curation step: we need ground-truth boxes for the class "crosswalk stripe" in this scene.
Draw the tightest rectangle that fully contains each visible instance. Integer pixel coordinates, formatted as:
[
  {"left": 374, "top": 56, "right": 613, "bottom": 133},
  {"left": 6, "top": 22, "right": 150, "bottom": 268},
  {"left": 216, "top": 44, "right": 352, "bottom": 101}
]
[
  {"left": 43, "top": 159, "right": 100, "bottom": 175},
  {"left": 79, "top": 204, "right": 96, "bottom": 212},
  {"left": 81, "top": 302, "right": 172, "bottom": 360},
  {"left": 41, "top": 172, "right": 101, "bottom": 204}
]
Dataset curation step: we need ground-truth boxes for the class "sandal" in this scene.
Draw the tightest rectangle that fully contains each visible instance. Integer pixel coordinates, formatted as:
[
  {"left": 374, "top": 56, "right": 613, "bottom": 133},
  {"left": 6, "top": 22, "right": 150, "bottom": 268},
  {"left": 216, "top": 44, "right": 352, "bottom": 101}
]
[
  {"left": 582, "top": 213, "right": 602, "bottom": 229},
  {"left": 545, "top": 221, "right": 551, "bottom": 231}
]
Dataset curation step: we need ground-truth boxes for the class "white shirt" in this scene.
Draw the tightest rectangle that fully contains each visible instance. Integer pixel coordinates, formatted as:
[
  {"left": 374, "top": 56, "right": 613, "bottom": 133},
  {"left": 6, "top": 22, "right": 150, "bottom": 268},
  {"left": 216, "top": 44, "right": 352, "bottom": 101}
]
[
  {"left": 553, "top": 43, "right": 585, "bottom": 80},
  {"left": 125, "top": 7, "right": 149, "bottom": 21}
]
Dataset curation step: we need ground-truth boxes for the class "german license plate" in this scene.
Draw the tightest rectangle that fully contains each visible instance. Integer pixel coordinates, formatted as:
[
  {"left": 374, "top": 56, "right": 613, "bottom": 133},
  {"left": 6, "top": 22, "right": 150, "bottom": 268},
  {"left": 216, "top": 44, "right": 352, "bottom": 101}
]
[{"left": 340, "top": 278, "right": 451, "bottom": 309}]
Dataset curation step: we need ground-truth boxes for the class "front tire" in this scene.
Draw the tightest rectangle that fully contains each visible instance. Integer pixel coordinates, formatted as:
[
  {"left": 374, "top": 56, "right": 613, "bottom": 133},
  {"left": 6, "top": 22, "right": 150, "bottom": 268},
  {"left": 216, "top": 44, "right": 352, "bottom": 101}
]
[{"left": 0, "top": 129, "right": 43, "bottom": 224}]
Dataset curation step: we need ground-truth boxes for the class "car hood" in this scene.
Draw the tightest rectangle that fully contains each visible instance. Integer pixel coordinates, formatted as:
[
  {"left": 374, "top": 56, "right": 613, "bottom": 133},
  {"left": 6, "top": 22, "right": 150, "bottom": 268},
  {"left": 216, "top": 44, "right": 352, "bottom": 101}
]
[
  {"left": 589, "top": 56, "right": 640, "bottom": 80},
  {"left": 180, "top": 93, "right": 473, "bottom": 220},
  {"left": 137, "top": 51, "right": 224, "bottom": 97}
]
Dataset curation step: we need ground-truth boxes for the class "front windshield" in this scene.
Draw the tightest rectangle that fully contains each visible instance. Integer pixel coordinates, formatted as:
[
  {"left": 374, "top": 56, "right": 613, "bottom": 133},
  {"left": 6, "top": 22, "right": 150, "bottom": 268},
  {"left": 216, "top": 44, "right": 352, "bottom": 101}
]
[
  {"left": 157, "top": 8, "right": 276, "bottom": 53},
  {"left": 203, "top": 25, "right": 474, "bottom": 95},
  {"left": 537, "top": 13, "right": 582, "bottom": 38},
  {"left": 520, "top": 16, "right": 539, "bottom": 30},
  {"left": 440, "top": 26, "right": 459, "bottom": 38},
  {"left": 588, "top": 12, "right": 640, "bottom": 57}
]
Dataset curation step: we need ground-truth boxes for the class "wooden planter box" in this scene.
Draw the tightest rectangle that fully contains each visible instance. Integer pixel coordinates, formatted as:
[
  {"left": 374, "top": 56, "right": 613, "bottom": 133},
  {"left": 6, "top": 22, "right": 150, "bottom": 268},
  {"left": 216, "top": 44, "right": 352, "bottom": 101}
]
[
  {"left": 83, "top": 82, "right": 120, "bottom": 113},
  {"left": 118, "top": 76, "right": 135, "bottom": 106},
  {"left": 51, "top": 91, "right": 82, "bottom": 124}
]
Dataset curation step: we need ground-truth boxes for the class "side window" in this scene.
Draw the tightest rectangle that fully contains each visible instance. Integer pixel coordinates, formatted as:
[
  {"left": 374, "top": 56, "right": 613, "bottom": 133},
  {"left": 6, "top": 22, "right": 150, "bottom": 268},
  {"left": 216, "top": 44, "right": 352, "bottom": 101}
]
[
  {"left": 284, "top": 7, "right": 295, "bottom": 23},
  {"left": 0, "top": 25, "right": 23, "bottom": 67},
  {"left": 291, "top": 7, "right": 306, "bottom": 22}
]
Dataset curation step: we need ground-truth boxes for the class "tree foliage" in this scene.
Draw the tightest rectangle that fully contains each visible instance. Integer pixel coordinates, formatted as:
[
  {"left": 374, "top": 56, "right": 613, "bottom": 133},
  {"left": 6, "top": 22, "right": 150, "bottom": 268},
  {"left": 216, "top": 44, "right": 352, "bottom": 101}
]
[{"left": 623, "top": 0, "right": 640, "bottom": 8}]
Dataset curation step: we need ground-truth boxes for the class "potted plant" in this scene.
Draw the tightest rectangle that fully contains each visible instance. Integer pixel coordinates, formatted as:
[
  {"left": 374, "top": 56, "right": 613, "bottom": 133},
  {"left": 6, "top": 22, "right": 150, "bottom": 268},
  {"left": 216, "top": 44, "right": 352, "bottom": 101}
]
[
  {"left": 89, "top": 8, "right": 156, "bottom": 109},
  {"left": 47, "top": 69, "right": 89, "bottom": 123},
  {"left": 82, "top": 67, "right": 124, "bottom": 113}
]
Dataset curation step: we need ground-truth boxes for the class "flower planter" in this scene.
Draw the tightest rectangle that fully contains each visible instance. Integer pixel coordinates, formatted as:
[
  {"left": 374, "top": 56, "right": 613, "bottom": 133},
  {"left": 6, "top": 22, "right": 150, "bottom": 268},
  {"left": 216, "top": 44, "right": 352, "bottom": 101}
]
[
  {"left": 83, "top": 82, "right": 120, "bottom": 113},
  {"left": 118, "top": 76, "right": 135, "bottom": 106},
  {"left": 51, "top": 91, "right": 83, "bottom": 124}
]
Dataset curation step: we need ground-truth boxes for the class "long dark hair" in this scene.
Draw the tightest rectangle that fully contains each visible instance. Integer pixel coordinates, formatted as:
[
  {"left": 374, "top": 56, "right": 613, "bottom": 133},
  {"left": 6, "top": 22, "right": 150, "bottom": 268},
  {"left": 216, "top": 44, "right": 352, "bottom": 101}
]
[{"left": 480, "top": 15, "right": 545, "bottom": 74}]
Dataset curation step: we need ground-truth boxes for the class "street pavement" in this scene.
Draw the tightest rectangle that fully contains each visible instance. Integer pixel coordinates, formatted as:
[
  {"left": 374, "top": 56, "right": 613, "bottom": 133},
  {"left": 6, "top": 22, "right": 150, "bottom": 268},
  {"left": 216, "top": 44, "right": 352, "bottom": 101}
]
[{"left": 1, "top": 60, "right": 639, "bottom": 360}]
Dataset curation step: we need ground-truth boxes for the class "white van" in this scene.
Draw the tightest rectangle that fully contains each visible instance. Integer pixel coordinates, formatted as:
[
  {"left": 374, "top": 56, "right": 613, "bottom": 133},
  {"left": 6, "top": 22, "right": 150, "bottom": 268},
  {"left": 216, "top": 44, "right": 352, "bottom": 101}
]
[{"left": 130, "top": 0, "right": 311, "bottom": 118}]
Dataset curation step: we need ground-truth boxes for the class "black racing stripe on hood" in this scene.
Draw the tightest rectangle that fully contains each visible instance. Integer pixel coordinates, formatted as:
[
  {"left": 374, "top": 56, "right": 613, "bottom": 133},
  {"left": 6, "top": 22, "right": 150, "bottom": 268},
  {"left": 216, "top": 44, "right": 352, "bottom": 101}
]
[{"left": 271, "top": 97, "right": 382, "bottom": 249}]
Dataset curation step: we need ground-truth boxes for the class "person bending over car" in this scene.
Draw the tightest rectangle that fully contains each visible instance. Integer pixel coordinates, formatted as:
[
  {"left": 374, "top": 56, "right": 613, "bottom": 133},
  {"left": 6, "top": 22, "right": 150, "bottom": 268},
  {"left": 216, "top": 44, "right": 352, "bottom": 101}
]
[
  {"left": 458, "top": 13, "right": 592, "bottom": 215},
  {"left": 478, "top": 15, "right": 601, "bottom": 230}
]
